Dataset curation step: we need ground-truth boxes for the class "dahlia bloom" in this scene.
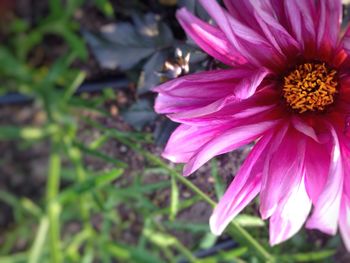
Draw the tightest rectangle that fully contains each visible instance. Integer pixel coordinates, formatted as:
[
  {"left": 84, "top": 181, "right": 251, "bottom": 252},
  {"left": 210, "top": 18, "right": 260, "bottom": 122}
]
[{"left": 154, "top": 0, "right": 350, "bottom": 248}]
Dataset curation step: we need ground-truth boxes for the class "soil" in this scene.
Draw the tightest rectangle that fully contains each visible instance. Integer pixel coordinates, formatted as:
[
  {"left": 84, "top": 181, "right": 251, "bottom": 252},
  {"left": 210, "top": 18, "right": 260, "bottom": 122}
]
[{"left": 0, "top": 93, "right": 248, "bottom": 249}]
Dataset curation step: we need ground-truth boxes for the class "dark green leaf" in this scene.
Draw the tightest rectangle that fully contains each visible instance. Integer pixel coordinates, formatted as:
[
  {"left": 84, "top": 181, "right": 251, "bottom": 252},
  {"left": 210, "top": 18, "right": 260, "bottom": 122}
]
[
  {"left": 121, "top": 99, "right": 157, "bottom": 131},
  {"left": 83, "top": 13, "right": 174, "bottom": 70},
  {"left": 83, "top": 26, "right": 155, "bottom": 70},
  {"left": 105, "top": 242, "right": 163, "bottom": 263},
  {"left": 137, "top": 51, "right": 168, "bottom": 94},
  {"left": 153, "top": 119, "right": 178, "bottom": 146}
]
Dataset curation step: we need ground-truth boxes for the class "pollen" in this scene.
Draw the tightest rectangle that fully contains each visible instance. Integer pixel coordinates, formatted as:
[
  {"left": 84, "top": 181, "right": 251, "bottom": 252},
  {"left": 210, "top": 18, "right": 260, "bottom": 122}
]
[{"left": 282, "top": 62, "right": 338, "bottom": 113}]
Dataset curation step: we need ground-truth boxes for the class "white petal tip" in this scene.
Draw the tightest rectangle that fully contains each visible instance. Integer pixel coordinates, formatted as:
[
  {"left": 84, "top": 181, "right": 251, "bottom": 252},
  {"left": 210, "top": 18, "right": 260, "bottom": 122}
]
[
  {"left": 269, "top": 238, "right": 282, "bottom": 247},
  {"left": 209, "top": 214, "right": 224, "bottom": 236},
  {"left": 183, "top": 164, "right": 195, "bottom": 177},
  {"left": 305, "top": 220, "right": 337, "bottom": 236}
]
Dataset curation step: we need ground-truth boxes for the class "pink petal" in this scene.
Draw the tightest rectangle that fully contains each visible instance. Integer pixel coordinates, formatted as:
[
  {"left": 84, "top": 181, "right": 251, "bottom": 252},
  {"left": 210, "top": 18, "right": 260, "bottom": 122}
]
[
  {"left": 162, "top": 123, "right": 231, "bottom": 163},
  {"left": 224, "top": 0, "right": 287, "bottom": 30},
  {"left": 291, "top": 117, "right": 320, "bottom": 143},
  {"left": 343, "top": 148, "right": 350, "bottom": 197},
  {"left": 284, "top": 0, "right": 317, "bottom": 50},
  {"left": 154, "top": 68, "right": 269, "bottom": 115},
  {"left": 260, "top": 126, "right": 306, "bottom": 219},
  {"left": 250, "top": 0, "right": 300, "bottom": 56},
  {"left": 339, "top": 195, "right": 350, "bottom": 251},
  {"left": 198, "top": 0, "right": 267, "bottom": 45},
  {"left": 342, "top": 27, "right": 350, "bottom": 56},
  {"left": 176, "top": 8, "right": 246, "bottom": 66},
  {"left": 269, "top": 0, "right": 288, "bottom": 25},
  {"left": 338, "top": 137, "right": 350, "bottom": 251},
  {"left": 198, "top": 0, "right": 283, "bottom": 69},
  {"left": 169, "top": 86, "right": 279, "bottom": 126},
  {"left": 269, "top": 175, "right": 312, "bottom": 246},
  {"left": 284, "top": 1, "right": 303, "bottom": 47},
  {"left": 163, "top": 102, "right": 280, "bottom": 170},
  {"left": 183, "top": 119, "right": 281, "bottom": 176},
  {"left": 336, "top": 78, "right": 350, "bottom": 115},
  {"left": 316, "top": 0, "right": 341, "bottom": 51},
  {"left": 223, "top": 0, "right": 261, "bottom": 31},
  {"left": 306, "top": 126, "right": 344, "bottom": 235},
  {"left": 210, "top": 132, "right": 272, "bottom": 235},
  {"left": 304, "top": 138, "right": 330, "bottom": 204},
  {"left": 155, "top": 93, "right": 216, "bottom": 114}
]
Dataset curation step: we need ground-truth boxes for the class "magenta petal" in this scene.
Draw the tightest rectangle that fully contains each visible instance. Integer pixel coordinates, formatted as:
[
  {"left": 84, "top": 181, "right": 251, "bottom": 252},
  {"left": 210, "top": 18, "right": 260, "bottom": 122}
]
[
  {"left": 304, "top": 138, "right": 329, "bottom": 204},
  {"left": 339, "top": 196, "right": 350, "bottom": 251},
  {"left": 260, "top": 126, "right": 306, "bottom": 219},
  {"left": 162, "top": 123, "right": 229, "bottom": 164},
  {"left": 198, "top": 0, "right": 283, "bottom": 69},
  {"left": 284, "top": 0, "right": 317, "bottom": 49},
  {"left": 291, "top": 117, "right": 320, "bottom": 142},
  {"left": 163, "top": 104, "right": 279, "bottom": 170},
  {"left": 155, "top": 93, "right": 215, "bottom": 114},
  {"left": 316, "top": 0, "right": 342, "bottom": 50},
  {"left": 343, "top": 150, "right": 350, "bottom": 197},
  {"left": 342, "top": 27, "right": 350, "bottom": 55},
  {"left": 269, "top": 176, "right": 312, "bottom": 246},
  {"left": 223, "top": 0, "right": 260, "bottom": 30},
  {"left": 198, "top": 0, "right": 267, "bottom": 45},
  {"left": 169, "top": 86, "right": 278, "bottom": 126},
  {"left": 168, "top": 95, "right": 239, "bottom": 125},
  {"left": 210, "top": 133, "right": 272, "bottom": 235},
  {"left": 183, "top": 119, "right": 280, "bottom": 176},
  {"left": 154, "top": 68, "right": 269, "bottom": 116},
  {"left": 284, "top": 1, "right": 303, "bottom": 46},
  {"left": 176, "top": 8, "right": 246, "bottom": 66},
  {"left": 251, "top": 0, "right": 300, "bottom": 56},
  {"left": 152, "top": 0, "right": 348, "bottom": 248},
  {"left": 339, "top": 138, "right": 350, "bottom": 251},
  {"left": 306, "top": 126, "right": 343, "bottom": 235}
]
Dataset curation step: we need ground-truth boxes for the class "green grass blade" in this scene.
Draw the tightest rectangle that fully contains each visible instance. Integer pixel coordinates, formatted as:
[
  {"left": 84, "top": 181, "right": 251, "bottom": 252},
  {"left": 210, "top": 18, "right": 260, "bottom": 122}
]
[
  {"left": 211, "top": 159, "right": 224, "bottom": 199},
  {"left": 169, "top": 175, "right": 179, "bottom": 221},
  {"left": 234, "top": 214, "right": 265, "bottom": 228},
  {"left": 57, "top": 168, "right": 124, "bottom": 204},
  {"left": 0, "top": 253, "right": 28, "bottom": 263},
  {"left": 278, "top": 250, "right": 336, "bottom": 262},
  {"left": 105, "top": 242, "right": 163, "bottom": 263},
  {"left": 0, "top": 125, "right": 58, "bottom": 140},
  {"left": 28, "top": 217, "right": 49, "bottom": 263},
  {"left": 74, "top": 141, "right": 127, "bottom": 168},
  {"left": 63, "top": 71, "right": 86, "bottom": 101},
  {"left": 46, "top": 148, "right": 62, "bottom": 263}
]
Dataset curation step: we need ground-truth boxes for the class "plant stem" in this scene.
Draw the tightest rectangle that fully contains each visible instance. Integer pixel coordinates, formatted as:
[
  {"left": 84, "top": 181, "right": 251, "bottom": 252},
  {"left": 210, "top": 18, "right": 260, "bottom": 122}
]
[
  {"left": 28, "top": 216, "right": 49, "bottom": 263},
  {"left": 174, "top": 241, "right": 197, "bottom": 263},
  {"left": 46, "top": 142, "right": 62, "bottom": 263},
  {"left": 86, "top": 119, "right": 274, "bottom": 262},
  {"left": 227, "top": 222, "right": 274, "bottom": 262},
  {"left": 113, "top": 134, "right": 274, "bottom": 262},
  {"left": 145, "top": 151, "right": 216, "bottom": 206},
  {"left": 68, "top": 145, "right": 95, "bottom": 256}
]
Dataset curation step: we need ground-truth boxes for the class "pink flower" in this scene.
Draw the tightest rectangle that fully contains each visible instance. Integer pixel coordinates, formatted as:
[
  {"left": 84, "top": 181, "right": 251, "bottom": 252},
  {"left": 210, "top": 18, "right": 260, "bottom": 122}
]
[{"left": 153, "top": 0, "right": 350, "bottom": 248}]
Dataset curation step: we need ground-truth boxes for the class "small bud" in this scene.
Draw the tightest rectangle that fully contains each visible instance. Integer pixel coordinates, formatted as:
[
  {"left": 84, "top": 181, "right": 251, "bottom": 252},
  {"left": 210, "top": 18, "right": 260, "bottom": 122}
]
[{"left": 157, "top": 48, "right": 191, "bottom": 82}]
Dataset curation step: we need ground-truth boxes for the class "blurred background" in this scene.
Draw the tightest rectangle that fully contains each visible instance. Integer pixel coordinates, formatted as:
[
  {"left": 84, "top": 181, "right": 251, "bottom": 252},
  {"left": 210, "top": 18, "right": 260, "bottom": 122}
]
[{"left": 0, "top": 0, "right": 350, "bottom": 262}]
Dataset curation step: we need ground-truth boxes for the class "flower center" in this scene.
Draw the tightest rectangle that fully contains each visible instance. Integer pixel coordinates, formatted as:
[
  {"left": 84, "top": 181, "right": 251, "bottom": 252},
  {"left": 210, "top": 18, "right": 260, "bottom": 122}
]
[{"left": 282, "top": 62, "right": 338, "bottom": 113}]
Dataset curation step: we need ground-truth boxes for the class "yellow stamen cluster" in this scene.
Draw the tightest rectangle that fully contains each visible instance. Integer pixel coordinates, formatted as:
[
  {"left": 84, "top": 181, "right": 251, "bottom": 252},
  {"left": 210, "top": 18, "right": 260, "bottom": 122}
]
[{"left": 282, "top": 63, "right": 338, "bottom": 113}]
